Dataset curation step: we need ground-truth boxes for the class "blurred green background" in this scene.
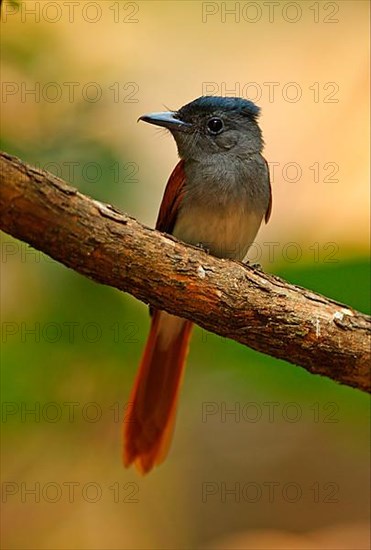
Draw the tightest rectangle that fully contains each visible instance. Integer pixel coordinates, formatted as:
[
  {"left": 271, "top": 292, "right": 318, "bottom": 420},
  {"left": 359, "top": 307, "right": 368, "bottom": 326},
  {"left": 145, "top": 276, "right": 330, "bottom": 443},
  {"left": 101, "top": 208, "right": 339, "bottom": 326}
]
[{"left": 1, "top": 1, "right": 370, "bottom": 549}]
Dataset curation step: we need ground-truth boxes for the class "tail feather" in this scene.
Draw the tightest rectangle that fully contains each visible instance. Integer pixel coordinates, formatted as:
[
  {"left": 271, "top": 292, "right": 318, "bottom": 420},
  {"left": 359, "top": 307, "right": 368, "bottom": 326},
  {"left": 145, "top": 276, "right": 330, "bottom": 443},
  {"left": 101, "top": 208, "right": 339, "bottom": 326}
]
[{"left": 123, "top": 310, "right": 193, "bottom": 474}]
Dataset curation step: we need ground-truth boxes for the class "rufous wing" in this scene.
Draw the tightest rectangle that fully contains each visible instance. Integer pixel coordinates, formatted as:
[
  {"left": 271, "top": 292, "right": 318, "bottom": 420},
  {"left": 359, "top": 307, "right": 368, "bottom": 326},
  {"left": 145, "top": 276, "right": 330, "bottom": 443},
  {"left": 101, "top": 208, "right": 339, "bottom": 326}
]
[
  {"left": 264, "top": 158, "right": 272, "bottom": 224},
  {"left": 156, "top": 159, "right": 186, "bottom": 234}
]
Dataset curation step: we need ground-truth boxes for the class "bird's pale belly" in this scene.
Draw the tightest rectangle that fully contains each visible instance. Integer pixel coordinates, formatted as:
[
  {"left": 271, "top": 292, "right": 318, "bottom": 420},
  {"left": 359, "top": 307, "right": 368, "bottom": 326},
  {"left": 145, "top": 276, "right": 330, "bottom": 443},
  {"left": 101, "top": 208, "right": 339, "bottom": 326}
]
[{"left": 172, "top": 202, "right": 264, "bottom": 261}]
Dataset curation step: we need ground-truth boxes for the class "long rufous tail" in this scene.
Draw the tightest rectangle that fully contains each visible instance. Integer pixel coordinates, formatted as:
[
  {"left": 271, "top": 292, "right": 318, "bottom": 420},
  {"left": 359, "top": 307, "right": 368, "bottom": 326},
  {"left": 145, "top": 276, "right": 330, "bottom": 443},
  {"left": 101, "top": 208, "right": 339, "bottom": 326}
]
[{"left": 123, "top": 310, "right": 193, "bottom": 474}]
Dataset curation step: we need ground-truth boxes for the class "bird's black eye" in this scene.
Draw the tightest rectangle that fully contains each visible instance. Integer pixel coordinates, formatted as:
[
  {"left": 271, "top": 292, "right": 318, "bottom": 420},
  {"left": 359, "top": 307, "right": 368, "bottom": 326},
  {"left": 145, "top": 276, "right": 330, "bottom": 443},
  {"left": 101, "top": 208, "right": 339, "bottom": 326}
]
[{"left": 207, "top": 117, "right": 224, "bottom": 135}]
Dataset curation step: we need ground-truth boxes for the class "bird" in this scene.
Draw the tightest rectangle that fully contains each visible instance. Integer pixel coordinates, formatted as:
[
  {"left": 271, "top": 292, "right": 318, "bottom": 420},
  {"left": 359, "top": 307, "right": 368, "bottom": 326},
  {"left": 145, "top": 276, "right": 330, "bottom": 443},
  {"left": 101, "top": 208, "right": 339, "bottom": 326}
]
[{"left": 123, "top": 95, "right": 272, "bottom": 473}]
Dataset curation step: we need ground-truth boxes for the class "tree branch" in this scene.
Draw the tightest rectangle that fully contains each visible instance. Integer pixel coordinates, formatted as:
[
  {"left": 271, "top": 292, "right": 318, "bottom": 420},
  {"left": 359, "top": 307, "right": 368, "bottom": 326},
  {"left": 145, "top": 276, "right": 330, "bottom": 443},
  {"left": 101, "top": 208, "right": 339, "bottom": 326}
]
[{"left": 1, "top": 151, "right": 370, "bottom": 392}]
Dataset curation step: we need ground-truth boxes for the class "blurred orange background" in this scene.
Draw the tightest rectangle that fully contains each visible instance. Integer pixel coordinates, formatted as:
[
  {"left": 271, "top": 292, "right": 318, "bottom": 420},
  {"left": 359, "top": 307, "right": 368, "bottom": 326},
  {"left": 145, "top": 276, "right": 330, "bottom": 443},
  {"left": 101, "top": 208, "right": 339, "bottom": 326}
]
[{"left": 1, "top": 1, "right": 370, "bottom": 549}]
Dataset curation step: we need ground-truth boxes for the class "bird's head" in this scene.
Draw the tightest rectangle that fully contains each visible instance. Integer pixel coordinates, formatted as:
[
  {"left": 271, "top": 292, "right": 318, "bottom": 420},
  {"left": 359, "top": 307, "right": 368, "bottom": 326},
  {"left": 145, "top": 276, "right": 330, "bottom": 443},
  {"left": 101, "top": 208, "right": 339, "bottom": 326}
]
[{"left": 139, "top": 95, "right": 263, "bottom": 161}]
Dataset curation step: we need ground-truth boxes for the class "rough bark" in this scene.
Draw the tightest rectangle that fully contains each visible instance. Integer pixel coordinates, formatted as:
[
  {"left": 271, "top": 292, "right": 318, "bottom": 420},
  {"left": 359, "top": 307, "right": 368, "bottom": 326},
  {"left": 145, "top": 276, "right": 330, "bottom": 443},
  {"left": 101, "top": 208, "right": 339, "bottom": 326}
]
[{"left": 1, "top": 151, "right": 370, "bottom": 392}]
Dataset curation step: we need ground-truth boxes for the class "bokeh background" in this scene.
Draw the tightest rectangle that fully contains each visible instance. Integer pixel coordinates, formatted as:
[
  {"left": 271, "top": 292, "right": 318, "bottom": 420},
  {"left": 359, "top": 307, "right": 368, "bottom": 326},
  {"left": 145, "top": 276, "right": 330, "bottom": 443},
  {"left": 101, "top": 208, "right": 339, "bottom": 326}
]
[{"left": 1, "top": 1, "right": 370, "bottom": 549}]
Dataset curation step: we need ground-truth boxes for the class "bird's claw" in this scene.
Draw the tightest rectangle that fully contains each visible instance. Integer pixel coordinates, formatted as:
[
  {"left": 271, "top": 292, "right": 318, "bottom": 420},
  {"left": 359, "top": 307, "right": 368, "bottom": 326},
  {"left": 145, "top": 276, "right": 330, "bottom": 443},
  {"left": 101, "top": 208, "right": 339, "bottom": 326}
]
[
  {"left": 195, "top": 242, "right": 210, "bottom": 254},
  {"left": 246, "top": 260, "right": 263, "bottom": 271}
]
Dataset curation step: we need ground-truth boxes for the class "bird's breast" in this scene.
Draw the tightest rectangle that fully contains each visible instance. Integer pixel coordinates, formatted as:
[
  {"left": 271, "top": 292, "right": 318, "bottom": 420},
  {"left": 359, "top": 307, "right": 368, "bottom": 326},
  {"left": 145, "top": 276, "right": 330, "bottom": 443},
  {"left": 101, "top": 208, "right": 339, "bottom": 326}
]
[
  {"left": 172, "top": 198, "right": 264, "bottom": 261},
  {"left": 172, "top": 155, "right": 270, "bottom": 261}
]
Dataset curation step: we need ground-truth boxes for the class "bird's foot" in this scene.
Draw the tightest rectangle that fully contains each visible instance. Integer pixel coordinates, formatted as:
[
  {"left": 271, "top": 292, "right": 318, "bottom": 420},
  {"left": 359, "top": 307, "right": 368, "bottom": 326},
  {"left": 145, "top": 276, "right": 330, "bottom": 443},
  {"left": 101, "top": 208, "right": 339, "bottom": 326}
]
[
  {"left": 245, "top": 260, "right": 263, "bottom": 271},
  {"left": 195, "top": 242, "right": 210, "bottom": 254}
]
